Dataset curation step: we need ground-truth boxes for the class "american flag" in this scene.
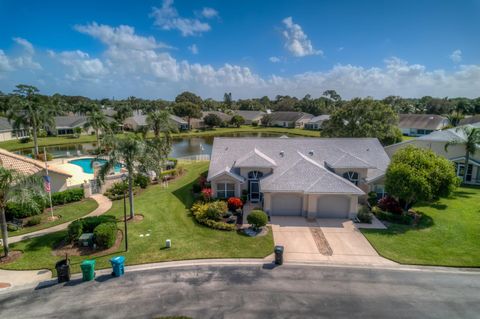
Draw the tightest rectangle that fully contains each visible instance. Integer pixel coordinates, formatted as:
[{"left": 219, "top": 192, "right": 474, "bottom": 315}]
[{"left": 43, "top": 175, "right": 51, "bottom": 193}]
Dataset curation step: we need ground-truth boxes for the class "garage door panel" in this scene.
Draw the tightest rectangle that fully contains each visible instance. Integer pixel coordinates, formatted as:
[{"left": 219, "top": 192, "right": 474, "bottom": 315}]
[
  {"left": 316, "top": 196, "right": 350, "bottom": 218},
  {"left": 271, "top": 194, "right": 302, "bottom": 216}
]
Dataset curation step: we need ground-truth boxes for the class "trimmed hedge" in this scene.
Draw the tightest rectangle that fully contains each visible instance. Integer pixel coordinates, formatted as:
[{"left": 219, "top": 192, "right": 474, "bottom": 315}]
[
  {"left": 191, "top": 201, "right": 235, "bottom": 231},
  {"left": 6, "top": 196, "right": 46, "bottom": 219},
  {"left": 93, "top": 222, "right": 117, "bottom": 248},
  {"left": 247, "top": 210, "right": 268, "bottom": 229},
  {"left": 26, "top": 215, "right": 42, "bottom": 227},
  {"left": 51, "top": 188, "right": 84, "bottom": 206},
  {"left": 67, "top": 215, "right": 116, "bottom": 242},
  {"left": 371, "top": 206, "right": 413, "bottom": 225}
]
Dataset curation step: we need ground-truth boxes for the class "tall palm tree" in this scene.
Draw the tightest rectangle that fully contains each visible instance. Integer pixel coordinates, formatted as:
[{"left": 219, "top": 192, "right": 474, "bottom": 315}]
[
  {"left": 97, "top": 134, "right": 171, "bottom": 219},
  {"left": 0, "top": 167, "right": 46, "bottom": 256},
  {"left": 6, "top": 85, "right": 56, "bottom": 157},
  {"left": 146, "top": 110, "right": 178, "bottom": 138},
  {"left": 84, "top": 108, "right": 110, "bottom": 148},
  {"left": 445, "top": 126, "right": 480, "bottom": 183}
]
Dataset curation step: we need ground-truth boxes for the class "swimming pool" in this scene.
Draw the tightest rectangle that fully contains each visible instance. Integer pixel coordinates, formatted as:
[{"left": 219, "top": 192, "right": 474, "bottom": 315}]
[{"left": 69, "top": 158, "right": 123, "bottom": 174}]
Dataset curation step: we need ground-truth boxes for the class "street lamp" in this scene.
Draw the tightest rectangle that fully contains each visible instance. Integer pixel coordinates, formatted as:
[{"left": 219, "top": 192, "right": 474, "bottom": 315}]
[{"left": 121, "top": 173, "right": 128, "bottom": 251}]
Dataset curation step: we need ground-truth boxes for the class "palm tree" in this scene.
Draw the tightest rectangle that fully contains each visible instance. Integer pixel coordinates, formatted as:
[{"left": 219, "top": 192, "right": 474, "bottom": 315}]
[
  {"left": 146, "top": 110, "right": 178, "bottom": 138},
  {"left": 84, "top": 108, "right": 110, "bottom": 148},
  {"left": 97, "top": 134, "right": 171, "bottom": 219},
  {"left": 445, "top": 126, "right": 480, "bottom": 183},
  {"left": 0, "top": 167, "right": 45, "bottom": 256},
  {"left": 6, "top": 85, "right": 56, "bottom": 157}
]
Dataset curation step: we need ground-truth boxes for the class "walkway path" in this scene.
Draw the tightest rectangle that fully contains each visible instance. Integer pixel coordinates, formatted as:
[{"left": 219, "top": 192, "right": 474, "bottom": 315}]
[{"left": 9, "top": 194, "right": 112, "bottom": 244}]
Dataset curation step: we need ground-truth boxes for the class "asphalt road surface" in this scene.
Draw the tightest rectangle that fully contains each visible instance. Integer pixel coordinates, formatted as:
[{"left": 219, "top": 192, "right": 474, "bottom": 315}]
[{"left": 0, "top": 264, "right": 479, "bottom": 319}]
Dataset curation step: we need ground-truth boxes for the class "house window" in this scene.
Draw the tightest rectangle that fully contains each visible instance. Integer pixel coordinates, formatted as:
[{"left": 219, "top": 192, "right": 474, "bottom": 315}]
[
  {"left": 456, "top": 163, "right": 473, "bottom": 182},
  {"left": 247, "top": 171, "right": 264, "bottom": 179},
  {"left": 217, "top": 183, "right": 235, "bottom": 198},
  {"left": 343, "top": 171, "right": 359, "bottom": 185}
]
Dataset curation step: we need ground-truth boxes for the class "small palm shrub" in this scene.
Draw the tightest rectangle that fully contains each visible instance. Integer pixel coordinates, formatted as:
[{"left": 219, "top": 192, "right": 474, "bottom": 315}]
[{"left": 247, "top": 210, "right": 268, "bottom": 230}]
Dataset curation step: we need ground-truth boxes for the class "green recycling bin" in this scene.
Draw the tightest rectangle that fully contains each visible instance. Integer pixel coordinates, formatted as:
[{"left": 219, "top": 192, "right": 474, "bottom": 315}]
[{"left": 80, "top": 259, "right": 96, "bottom": 281}]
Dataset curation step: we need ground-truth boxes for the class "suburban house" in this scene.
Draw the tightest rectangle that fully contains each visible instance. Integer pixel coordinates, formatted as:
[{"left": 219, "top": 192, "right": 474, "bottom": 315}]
[
  {"left": 190, "top": 111, "right": 233, "bottom": 129},
  {"left": 385, "top": 123, "right": 480, "bottom": 185},
  {"left": 48, "top": 116, "right": 91, "bottom": 136},
  {"left": 399, "top": 114, "right": 449, "bottom": 136},
  {"left": 233, "top": 110, "right": 266, "bottom": 125},
  {"left": 268, "top": 112, "right": 314, "bottom": 128},
  {"left": 0, "top": 117, "right": 29, "bottom": 142},
  {"left": 304, "top": 115, "right": 330, "bottom": 130},
  {"left": 0, "top": 148, "right": 72, "bottom": 192},
  {"left": 207, "top": 137, "right": 390, "bottom": 219},
  {"left": 459, "top": 115, "right": 480, "bottom": 126},
  {"left": 123, "top": 112, "right": 189, "bottom": 131}
]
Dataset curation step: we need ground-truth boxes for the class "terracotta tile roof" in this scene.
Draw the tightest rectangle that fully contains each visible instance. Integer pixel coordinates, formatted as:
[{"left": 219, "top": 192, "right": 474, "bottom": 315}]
[{"left": 0, "top": 148, "right": 72, "bottom": 177}]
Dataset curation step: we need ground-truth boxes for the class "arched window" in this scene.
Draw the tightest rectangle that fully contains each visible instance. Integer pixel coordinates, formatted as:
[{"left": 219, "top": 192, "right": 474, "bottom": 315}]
[
  {"left": 248, "top": 171, "right": 264, "bottom": 179},
  {"left": 343, "top": 171, "right": 359, "bottom": 185}
]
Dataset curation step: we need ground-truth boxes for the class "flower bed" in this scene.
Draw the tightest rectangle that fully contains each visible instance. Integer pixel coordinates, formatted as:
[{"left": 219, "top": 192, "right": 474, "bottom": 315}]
[{"left": 191, "top": 201, "right": 236, "bottom": 231}]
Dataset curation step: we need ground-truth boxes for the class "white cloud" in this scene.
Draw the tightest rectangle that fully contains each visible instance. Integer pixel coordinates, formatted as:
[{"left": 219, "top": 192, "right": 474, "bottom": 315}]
[
  {"left": 188, "top": 44, "right": 199, "bottom": 55},
  {"left": 151, "top": 0, "right": 211, "bottom": 36},
  {"left": 13, "top": 37, "right": 35, "bottom": 55},
  {"left": 10, "top": 37, "right": 42, "bottom": 70},
  {"left": 1, "top": 24, "right": 480, "bottom": 100},
  {"left": 281, "top": 17, "right": 322, "bottom": 57},
  {"left": 269, "top": 56, "right": 281, "bottom": 63},
  {"left": 74, "top": 22, "right": 170, "bottom": 50},
  {"left": 450, "top": 49, "right": 462, "bottom": 63},
  {"left": 201, "top": 7, "right": 218, "bottom": 19}
]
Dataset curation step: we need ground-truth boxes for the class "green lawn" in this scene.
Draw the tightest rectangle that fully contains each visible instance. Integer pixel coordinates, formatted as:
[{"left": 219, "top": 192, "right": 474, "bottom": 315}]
[
  {"left": 0, "top": 126, "right": 321, "bottom": 151},
  {"left": 362, "top": 186, "right": 480, "bottom": 267},
  {"left": 1, "top": 162, "right": 274, "bottom": 274},
  {"left": 8, "top": 199, "right": 98, "bottom": 237}
]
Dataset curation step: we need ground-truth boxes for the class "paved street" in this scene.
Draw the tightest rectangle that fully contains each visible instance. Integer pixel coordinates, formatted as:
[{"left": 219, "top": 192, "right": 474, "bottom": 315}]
[{"left": 0, "top": 264, "right": 479, "bottom": 319}]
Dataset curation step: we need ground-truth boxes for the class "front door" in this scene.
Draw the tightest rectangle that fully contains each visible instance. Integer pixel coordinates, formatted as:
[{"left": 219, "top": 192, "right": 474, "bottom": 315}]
[
  {"left": 249, "top": 180, "right": 260, "bottom": 203},
  {"left": 456, "top": 163, "right": 473, "bottom": 182}
]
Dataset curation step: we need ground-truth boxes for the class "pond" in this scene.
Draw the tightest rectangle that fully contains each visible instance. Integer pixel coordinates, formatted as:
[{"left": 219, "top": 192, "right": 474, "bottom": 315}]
[{"left": 15, "top": 132, "right": 296, "bottom": 159}]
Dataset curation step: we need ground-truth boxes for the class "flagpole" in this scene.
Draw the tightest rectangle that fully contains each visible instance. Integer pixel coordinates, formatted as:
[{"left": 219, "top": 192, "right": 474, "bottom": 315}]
[{"left": 44, "top": 147, "right": 54, "bottom": 219}]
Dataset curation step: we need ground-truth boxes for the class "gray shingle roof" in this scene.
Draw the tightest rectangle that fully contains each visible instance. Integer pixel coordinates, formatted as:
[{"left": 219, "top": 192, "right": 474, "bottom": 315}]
[
  {"left": 54, "top": 116, "right": 88, "bottom": 129},
  {"left": 309, "top": 115, "right": 330, "bottom": 123},
  {"left": 269, "top": 112, "right": 314, "bottom": 122},
  {"left": 202, "top": 111, "right": 232, "bottom": 122},
  {"left": 207, "top": 137, "right": 390, "bottom": 193},
  {"left": 0, "top": 117, "right": 13, "bottom": 132},
  {"left": 416, "top": 123, "right": 480, "bottom": 143},
  {"left": 459, "top": 115, "right": 480, "bottom": 126},
  {"left": 399, "top": 114, "right": 448, "bottom": 130},
  {"left": 233, "top": 110, "right": 266, "bottom": 121},
  {"left": 235, "top": 148, "right": 277, "bottom": 168}
]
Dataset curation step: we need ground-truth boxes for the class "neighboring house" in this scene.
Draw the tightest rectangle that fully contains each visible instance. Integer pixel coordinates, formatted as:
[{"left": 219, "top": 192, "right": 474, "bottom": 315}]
[
  {"left": 233, "top": 110, "right": 266, "bottom": 125},
  {"left": 399, "top": 114, "right": 449, "bottom": 136},
  {"left": 124, "top": 112, "right": 188, "bottom": 131},
  {"left": 0, "top": 117, "right": 29, "bottom": 142},
  {"left": 385, "top": 123, "right": 480, "bottom": 185},
  {"left": 0, "top": 148, "right": 72, "bottom": 192},
  {"left": 459, "top": 115, "right": 480, "bottom": 126},
  {"left": 207, "top": 137, "right": 390, "bottom": 219},
  {"left": 268, "top": 112, "right": 314, "bottom": 128},
  {"left": 48, "top": 116, "right": 92, "bottom": 136},
  {"left": 190, "top": 111, "right": 233, "bottom": 129},
  {"left": 305, "top": 115, "right": 330, "bottom": 130}
]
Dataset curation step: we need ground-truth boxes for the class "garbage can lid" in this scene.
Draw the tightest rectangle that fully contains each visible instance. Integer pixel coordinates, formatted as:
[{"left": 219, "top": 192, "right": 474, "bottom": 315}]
[
  {"left": 110, "top": 256, "right": 125, "bottom": 264},
  {"left": 81, "top": 259, "right": 96, "bottom": 266},
  {"left": 274, "top": 245, "right": 284, "bottom": 252}
]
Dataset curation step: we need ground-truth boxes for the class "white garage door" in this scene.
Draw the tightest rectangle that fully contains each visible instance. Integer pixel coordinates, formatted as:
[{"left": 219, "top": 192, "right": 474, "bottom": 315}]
[
  {"left": 316, "top": 196, "right": 350, "bottom": 218},
  {"left": 271, "top": 194, "right": 302, "bottom": 216}
]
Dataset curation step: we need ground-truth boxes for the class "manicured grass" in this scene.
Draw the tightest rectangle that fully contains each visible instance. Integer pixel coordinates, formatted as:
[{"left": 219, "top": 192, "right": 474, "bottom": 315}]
[
  {"left": 7, "top": 199, "right": 98, "bottom": 237},
  {"left": 1, "top": 162, "right": 274, "bottom": 274},
  {"left": 402, "top": 135, "right": 416, "bottom": 141},
  {"left": 0, "top": 126, "right": 320, "bottom": 151},
  {"left": 362, "top": 186, "right": 480, "bottom": 267}
]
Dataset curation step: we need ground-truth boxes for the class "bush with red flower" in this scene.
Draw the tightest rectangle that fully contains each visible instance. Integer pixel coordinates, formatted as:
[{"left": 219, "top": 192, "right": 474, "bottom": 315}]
[
  {"left": 201, "top": 188, "right": 213, "bottom": 201},
  {"left": 227, "top": 197, "right": 243, "bottom": 211},
  {"left": 377, "top": 196, "right": 403, "bottom": 215}
]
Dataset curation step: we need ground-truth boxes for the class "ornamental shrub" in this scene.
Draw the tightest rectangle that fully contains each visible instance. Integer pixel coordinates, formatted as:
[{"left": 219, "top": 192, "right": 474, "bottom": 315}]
[
  {"left": 67, "top": 220, "right": 83, "bottom": 242},
  {"left": 93, "top": 222, "right": 117, "bottom": 248},
  {"left": 201, "top": 188, "right": 213, "bottom": 201},
  {"left": 26, "top": 215, "right": 42, "bottom": 227},
  {"left": 5, "top": 196, "right": 46, "bottom": 219},
  {"left": 227, "top": 197, "right": 243, "bottom": 211},
  {"left": 51, "top": 188, "right": 84, "bottom": 206},
  {"left": 134, "top": 174, "right": 150, "bottom": 189},
  {"left": 191, "top": 201, "right": 235, "bottom": 231},
  {"left": 67, "top": 215, "right": 117, "bottom": 242},
  {"left": 357, "top": 206, "right": 372, "bottom": 224},
  {"left": 206, "top": 201, "right": 228, "bottom": 221},
  {"left": 378, "top": 196, "right": 403, "bottom": 215},
  {"left": 104, "top": 182, "right": 131, "bottom": 200},
  {"left": 247, "top": 210, "right": 268, "bottom": 230}
]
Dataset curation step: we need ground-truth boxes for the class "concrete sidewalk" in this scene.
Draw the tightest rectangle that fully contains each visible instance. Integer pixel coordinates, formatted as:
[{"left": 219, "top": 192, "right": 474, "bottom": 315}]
[{"left": 9, "top": 194, "right": 112, "bottom": 244}]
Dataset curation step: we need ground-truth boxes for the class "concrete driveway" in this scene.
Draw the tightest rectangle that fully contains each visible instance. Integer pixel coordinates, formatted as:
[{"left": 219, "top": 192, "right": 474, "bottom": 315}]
[{"left": 271, "top": 217, "right": 396, "bottom": 266}]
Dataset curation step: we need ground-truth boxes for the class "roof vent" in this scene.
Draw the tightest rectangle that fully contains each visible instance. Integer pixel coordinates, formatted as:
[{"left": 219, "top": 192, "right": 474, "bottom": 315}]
[
  {"left": 308, "top": 150, "right": 314, "bottom": 156},
  {"left": 279, "top": 151, "right": 284, "bottom": 157}
]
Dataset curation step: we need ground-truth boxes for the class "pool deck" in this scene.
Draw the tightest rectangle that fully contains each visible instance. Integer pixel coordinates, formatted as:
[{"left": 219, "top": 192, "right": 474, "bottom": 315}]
[{"left": 49, "top": 156, "right": 94, "bottom": 187}]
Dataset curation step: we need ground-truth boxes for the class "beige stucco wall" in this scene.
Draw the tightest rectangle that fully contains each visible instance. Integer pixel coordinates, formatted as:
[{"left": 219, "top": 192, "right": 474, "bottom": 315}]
[
  {"left": 0, "top": 131, "right": 14, "bottom": 142},
  {"left": 35, "top": 171, "right": 69, "bottom": 193}
]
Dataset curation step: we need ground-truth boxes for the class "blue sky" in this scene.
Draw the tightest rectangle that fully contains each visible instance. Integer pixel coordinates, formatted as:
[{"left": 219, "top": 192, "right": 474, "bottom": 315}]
[{"left": 0, "top": 0, "right": 479, "bottom": 99}]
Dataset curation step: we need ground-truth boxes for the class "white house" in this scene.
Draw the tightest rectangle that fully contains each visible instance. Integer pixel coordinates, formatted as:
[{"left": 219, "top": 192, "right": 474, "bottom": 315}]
[
  {"left": 385, "top": 123, "right": 480, "bottom": 185},
  {"left": 0, "top": 117, "right": 29, "bottom": 142},
  {"left": 268, "top": 112, "right": 314, "bottom": 128},
  {"left": 233, "top": 110, "right": 266, "bottom": 125},
  {"left": 398, "top": 114, "right": 449, "bottom": 136},
  {"left": 207, "top": 137, "right": 390, "bottom": 219},
  {"left": 304, "top": 115, "right": 330, "bottom": 130}
]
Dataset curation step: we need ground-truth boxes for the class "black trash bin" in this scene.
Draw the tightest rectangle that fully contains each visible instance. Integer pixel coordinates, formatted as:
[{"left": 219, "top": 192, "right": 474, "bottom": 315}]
[
  {"left": 55, "top": 257, "right": 71, "bottom": 283},
  {"left": 274, "top": 245, "right": 284, "bottom": 265}
]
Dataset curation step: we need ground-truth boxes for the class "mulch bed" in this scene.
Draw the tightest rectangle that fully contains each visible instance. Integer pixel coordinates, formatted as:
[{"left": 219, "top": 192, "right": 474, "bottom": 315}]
[
  {"left": 310, "top": 228, "right": 333, "bottom": 256},
  {"left": 52, "top": 230, "right": 123, "bottom": 257},
  {"left": 0, "top": 250, "right": 22, "bottom": 264}
]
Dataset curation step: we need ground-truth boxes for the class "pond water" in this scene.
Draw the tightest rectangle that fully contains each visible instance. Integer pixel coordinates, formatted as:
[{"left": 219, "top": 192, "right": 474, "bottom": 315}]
[{"left": 15, "top": 132, "right": 295, "bottom": 159}]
